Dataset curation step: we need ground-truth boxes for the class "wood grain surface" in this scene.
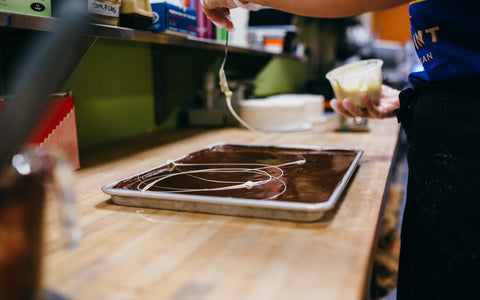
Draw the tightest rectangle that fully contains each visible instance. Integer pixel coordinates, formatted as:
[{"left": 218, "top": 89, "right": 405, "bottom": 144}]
[{"left": 42, "top": 116, "right": 401, "bottom": 300}]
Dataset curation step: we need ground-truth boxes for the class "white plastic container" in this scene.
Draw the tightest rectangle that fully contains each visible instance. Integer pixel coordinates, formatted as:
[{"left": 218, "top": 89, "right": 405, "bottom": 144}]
[
  {"left": 239, "top": 97, "right": 311, "bottom": 132},
  {"left": 267, "top": 94, "right": 325, "bottom": 123},
  {"left": 326, "top": 59, "right": 383, "bottom": 108}
]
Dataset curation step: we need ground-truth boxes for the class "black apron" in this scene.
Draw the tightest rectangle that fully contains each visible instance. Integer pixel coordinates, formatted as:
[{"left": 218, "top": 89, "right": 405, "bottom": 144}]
[{"left": 395, "top": 78, "right": 480, "bottom": 299}]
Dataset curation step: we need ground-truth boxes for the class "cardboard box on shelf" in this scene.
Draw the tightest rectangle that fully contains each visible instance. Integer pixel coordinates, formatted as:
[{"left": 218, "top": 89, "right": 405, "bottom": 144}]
[
  {"left": 149, "top": 1, "right": 197, "bottom": 36},
  {"left": 0, "top": 91, "right": 80, "bottom": 169},
  {"left": 0, "top": 0, "right": 51, "bottom": 17}
]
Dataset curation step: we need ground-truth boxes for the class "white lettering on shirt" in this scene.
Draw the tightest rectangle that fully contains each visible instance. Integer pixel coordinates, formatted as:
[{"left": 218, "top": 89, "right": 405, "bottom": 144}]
[{"left": 413, "top": 26, "right": 440, "bottom": 49}]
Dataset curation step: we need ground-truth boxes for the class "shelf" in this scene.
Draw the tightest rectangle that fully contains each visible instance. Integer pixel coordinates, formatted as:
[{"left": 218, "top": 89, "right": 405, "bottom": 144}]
[{"left": 0, "top": 11, "right": 298, "bottom": 58}]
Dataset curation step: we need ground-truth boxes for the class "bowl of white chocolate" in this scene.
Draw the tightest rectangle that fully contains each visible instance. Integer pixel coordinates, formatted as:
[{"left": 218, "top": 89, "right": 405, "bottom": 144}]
[{"left": 326, "top": 59, "right": 383, "bottom": 108}]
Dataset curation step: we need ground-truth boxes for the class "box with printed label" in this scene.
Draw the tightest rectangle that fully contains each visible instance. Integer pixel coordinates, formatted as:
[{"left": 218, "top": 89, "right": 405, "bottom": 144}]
[
  {"left": 0, "top": 0, "right": 51, "bottom": 17},
  {"left": 150, "top": 1, "right": 197, "bottom": 36},
  {"left": 0, "top": 92, "right": 80, "bottom": 169}
]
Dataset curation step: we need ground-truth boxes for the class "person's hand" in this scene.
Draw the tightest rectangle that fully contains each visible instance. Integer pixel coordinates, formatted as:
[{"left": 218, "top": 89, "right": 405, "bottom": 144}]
[
  {"left": 330, "top": 85, "right": 400, "bottom": 119},
  {"left": 201, "top": 0, "right": 262, "bottom": 32}
]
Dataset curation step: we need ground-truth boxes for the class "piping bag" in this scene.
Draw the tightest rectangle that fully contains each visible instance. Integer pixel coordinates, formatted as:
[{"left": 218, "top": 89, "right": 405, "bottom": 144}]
[{"left": 0, "top": 0, "right": 93, "bottom": 248}]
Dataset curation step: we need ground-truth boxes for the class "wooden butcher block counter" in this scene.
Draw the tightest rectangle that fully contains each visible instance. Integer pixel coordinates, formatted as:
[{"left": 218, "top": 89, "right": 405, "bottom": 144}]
[{"left": 43, "top": 116, "right": 401, "bottom": 300}]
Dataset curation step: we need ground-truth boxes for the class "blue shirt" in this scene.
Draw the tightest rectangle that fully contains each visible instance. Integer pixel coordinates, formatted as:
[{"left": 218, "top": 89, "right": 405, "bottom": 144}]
[{"left": 408, "top": 0, "right": 480, "bottom": 83}]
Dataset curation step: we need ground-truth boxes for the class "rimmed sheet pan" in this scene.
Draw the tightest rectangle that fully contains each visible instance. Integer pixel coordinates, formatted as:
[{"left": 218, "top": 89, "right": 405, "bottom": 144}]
[{"left": 102, "top": 143, "right": 363, "bottom": 222}]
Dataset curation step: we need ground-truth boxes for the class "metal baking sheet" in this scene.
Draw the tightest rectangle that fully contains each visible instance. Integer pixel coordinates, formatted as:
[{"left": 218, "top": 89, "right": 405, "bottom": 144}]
[{"left": 102, "top": 143, "right": 363, "bottom": 222}]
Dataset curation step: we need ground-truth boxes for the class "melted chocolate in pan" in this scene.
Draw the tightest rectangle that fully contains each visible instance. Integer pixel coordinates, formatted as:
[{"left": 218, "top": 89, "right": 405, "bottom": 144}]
[{"left": 114, "top": 144, "right": 359, "bottom": 204}]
